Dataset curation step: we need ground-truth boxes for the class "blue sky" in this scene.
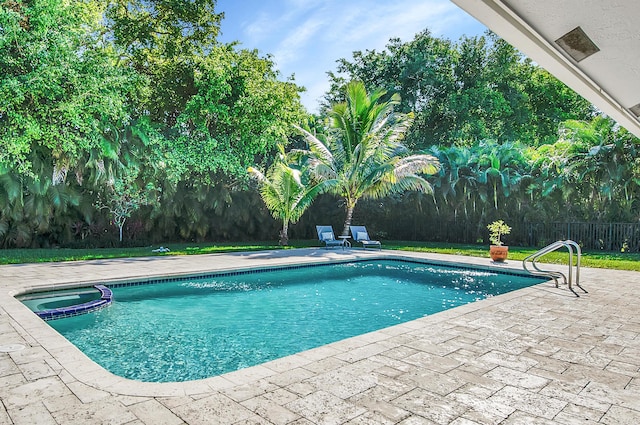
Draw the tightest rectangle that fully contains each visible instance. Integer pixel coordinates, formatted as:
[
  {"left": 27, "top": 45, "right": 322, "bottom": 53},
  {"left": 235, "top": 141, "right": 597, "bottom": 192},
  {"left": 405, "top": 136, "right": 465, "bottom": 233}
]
[{"left": 216, "top": 0, "right": 487, "bottom": 112}]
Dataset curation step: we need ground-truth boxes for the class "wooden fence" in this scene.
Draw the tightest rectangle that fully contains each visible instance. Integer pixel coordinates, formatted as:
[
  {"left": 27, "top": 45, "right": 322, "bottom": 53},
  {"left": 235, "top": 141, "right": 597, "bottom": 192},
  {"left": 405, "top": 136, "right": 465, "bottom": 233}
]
[
  {"left": 524, "top": 222, "right": 640, "bottom": 252},
  {"left": 383, "top": 220, "right": 640, "bottom": 252}
]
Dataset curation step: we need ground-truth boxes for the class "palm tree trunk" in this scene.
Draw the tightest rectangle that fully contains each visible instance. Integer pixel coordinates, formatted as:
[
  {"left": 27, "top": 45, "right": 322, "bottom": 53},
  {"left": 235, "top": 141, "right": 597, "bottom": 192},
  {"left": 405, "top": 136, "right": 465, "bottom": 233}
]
[
  {"left": 463, "top": 187, "right": 468, "bottom": 219},
  {"left": 279, "top": 220, "right": 289, "bottom": 246},
  {"left": 341, "top": 200, "right": 357, "bottom": 236}
]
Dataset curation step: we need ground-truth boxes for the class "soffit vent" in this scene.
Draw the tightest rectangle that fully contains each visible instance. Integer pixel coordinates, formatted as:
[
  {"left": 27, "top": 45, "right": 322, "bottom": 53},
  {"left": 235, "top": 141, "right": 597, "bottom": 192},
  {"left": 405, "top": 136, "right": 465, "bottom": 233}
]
[
  {"left": 555, "top": 26, "right": 600, "bottom": 62},
  {"left": 630, "top": 103, "right": 640, "bottom": 118}
]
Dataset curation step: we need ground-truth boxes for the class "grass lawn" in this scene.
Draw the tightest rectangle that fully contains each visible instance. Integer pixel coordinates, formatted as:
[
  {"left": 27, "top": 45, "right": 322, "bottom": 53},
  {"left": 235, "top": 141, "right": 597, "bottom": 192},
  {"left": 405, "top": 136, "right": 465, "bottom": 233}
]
[
  {"left": 0, "top": 241, "right": 312, "bottom": 264},
  {"left": 0, "top": 240, "right": 638, "bottom": 271},
  {"left": 385, "top": 241, "right": 640, "bottom": 272}
]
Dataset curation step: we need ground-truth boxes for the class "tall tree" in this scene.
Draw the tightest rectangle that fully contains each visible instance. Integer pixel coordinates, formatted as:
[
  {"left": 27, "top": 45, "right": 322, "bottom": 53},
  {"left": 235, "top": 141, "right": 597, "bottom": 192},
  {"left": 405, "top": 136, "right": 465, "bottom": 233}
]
[
  {"left": 103, "top": 0, "right": 223, "bottom": 125},
  {"left": 0, "top": 0, "right": 140, "bottom": 247},
  {"left": 0, "top": 0, "right": 136, "bottom": 177},
  {"left": 299, "top": 81, "right": 440, "bottom": 236},
  {"left": 248, "top": 147, "right": 331, "bottom": 245},
  {"left": 476, "top": 140, "right": 529, "bottom": 210},
  {"left": 326, "top": 29, "right": 455, "bottom": 149},
  {"left": 327, "top": 31, "right": 594, "bottom": 148},
  {"left": 101, "top": 0, "right": 306, "bottom": 242},
  {"left": 161, "top": 46, "right": 305, "bottom": 185}
]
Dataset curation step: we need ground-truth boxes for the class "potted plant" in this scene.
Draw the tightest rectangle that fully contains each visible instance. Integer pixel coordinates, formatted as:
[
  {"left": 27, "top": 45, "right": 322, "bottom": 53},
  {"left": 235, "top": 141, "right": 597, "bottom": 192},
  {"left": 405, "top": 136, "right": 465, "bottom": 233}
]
[{"left": 487, "top": 220, "right": 511, "bottom": 262}]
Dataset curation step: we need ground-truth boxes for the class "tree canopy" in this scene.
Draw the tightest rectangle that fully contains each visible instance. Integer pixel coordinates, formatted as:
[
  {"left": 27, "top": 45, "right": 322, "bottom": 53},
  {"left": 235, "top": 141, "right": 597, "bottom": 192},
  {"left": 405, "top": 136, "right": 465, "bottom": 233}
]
[
  {"left": 1, "top": 1, "right": 638, "bottom": 250},
  {"left": 326, "top": 30, "right": 595, "bottom": 148},
  {"left": 0, "top": 0, "right": 305, "bottom": 247}
]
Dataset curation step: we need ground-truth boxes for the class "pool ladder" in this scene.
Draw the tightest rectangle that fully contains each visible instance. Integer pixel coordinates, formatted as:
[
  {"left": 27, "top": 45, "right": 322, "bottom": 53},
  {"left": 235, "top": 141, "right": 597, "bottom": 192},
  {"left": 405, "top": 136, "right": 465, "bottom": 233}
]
[{"left": 523, "top": 240, "right": 587, "bottom": 296}]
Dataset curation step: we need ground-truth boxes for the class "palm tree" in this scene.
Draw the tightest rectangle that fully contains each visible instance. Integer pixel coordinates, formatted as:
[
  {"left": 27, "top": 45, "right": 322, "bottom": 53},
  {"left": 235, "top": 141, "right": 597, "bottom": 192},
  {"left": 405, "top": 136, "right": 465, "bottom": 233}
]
[
  {"left": 248, "top": 147, "right": 331, "bottom": 245},
  {"left": 427, "top": 145, "right": 479, "bottom": 220},
  {"left": 297, "top": 81, "right": 440, "bottom": 236},
  {"left": 476, "top": 140, "right": 528, "bottom": 210},
  {"left": 561, "top": 118, "right": 640, "bottom": 221}
]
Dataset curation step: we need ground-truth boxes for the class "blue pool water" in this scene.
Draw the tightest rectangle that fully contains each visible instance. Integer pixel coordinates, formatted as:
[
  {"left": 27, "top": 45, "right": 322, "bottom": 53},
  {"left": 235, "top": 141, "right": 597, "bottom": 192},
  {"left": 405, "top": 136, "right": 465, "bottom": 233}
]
[{"left": 44, "top": 260, "right": 544, "bottom": 382}]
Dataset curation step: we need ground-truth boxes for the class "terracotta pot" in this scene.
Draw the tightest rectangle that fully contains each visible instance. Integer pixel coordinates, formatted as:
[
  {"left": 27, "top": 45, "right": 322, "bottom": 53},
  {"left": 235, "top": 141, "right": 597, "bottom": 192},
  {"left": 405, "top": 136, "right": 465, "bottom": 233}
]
[{"left": 489, "top": 245, "right": 509, "bottom": 262}]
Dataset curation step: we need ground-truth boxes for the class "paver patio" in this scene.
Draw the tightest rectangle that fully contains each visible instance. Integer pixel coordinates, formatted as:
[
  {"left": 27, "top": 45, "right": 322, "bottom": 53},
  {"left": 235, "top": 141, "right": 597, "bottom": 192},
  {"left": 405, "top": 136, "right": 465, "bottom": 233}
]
[{"left": 1, "top": 248, "right": 639, "bottom": 424}]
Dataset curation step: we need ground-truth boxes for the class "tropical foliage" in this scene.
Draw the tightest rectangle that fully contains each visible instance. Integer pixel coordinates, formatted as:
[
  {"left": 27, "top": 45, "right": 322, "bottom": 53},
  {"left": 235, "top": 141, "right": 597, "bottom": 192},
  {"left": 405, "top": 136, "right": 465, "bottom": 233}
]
[
  {"left": 248, "top": 147, "right": 331, "bottom": 245},
  {"left": 327, "top": 30, "right": 595, "bottom": 148},
  {"left": 360, "top": 117, "right": 640, "bottom": 245},
  {"left": 0, "top": 0, "right": 304, "bottom": 247},
  {"left": 1, "top": 1, "right": 638, "bottom": 250},
  {"left": 297, "top": 81, "right": 440, "bottom": 235}
]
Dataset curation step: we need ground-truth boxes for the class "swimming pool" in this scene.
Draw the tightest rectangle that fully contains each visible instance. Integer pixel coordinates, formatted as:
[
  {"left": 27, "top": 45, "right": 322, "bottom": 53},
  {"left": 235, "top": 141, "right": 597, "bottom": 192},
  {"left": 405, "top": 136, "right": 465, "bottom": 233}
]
[{"left": 29, "top": 259, "right": 545, "bottom": 382}]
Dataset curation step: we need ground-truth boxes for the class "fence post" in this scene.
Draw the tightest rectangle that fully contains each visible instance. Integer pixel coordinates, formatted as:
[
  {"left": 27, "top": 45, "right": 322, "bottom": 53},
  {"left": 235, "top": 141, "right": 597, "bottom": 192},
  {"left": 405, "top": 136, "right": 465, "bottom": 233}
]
[{"left": 609, "top": 223, "right": 613, "bottom": 251}]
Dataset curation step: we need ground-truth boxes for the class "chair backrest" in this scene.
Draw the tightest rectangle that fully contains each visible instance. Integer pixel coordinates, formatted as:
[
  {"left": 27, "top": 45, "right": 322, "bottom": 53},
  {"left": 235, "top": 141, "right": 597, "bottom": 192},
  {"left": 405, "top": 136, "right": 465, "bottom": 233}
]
[
  {"left": 350, "top": 226, "right": 369, "bottom": 241},
  {"left": 316, "top": 225, "right": 336, "bottom": 241}
]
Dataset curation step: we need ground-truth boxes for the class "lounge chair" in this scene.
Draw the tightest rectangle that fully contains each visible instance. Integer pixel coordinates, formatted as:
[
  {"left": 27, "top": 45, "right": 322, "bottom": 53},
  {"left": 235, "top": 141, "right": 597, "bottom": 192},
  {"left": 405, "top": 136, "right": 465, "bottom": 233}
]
[
  {"left": 350, "top": 226, "right": 381, "bottom": 250},
  {"left": 316, "top": 225, "right": 346, "bottom": 249}
]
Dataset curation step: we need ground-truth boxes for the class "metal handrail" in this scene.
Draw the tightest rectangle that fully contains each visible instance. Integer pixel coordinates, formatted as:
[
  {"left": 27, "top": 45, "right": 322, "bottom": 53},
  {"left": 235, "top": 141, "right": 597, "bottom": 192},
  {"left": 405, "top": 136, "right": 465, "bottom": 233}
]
[
  {"left": 523, "top": 241, "right": 566, "bottom": 286},
  {"left": 563, "top": 240, "right": 582, "bottom": 288},
  {"left": 523, "top": 240, "right": 587, "bottom": 296}
]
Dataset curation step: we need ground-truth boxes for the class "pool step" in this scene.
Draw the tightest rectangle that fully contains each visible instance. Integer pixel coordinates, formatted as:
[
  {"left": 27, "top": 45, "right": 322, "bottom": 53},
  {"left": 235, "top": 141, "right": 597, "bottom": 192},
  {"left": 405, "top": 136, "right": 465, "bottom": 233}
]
[{"left": 36, "top": 285, "right": 113, "bottom": 321}]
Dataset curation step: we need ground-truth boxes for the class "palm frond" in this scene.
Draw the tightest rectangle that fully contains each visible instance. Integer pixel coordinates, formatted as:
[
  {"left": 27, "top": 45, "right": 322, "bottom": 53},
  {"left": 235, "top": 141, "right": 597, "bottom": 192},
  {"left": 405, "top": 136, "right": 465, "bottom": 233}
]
[
  {"left": 394, "top": 155, "right": 441, "bottom": 177},
  {"left": 294, "top": 125, "right": 336, "bottom": 165}
]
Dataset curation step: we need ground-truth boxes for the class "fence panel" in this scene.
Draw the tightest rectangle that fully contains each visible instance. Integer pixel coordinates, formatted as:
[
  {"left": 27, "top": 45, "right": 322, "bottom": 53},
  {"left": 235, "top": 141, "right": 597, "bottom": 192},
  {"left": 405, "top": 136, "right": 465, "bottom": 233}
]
[{"left": 525, "top": 222, "right": 640, "bottom": 252}]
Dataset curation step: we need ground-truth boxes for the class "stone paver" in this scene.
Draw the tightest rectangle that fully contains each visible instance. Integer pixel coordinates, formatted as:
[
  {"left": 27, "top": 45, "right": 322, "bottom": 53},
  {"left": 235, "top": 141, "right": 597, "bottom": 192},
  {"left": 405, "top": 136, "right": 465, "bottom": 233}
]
[{"left": 1, "top": 248, "right": 640, "bottom": 424}]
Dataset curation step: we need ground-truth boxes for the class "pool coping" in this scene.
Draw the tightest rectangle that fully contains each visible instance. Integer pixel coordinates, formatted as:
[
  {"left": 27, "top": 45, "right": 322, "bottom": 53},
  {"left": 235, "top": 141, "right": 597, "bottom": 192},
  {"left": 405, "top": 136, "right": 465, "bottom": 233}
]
[
  {"left": 3, "top": 248, "right": 640, "bottom": 424},
  {"left": 2, "top": 249, "right": 554, "bottom": 397}
]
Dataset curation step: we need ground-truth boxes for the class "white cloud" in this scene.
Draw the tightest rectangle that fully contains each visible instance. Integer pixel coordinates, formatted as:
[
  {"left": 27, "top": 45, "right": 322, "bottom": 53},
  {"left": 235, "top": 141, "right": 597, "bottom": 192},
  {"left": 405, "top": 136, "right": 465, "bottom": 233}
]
[
  {"left": 243, "top": 13, "right": 275, "bottom": 42},
  {"left": 240, "top": 1, "right": 317, "bottom": 44},
  {"left": 272, "top": 15, "right": 325, "bottom": 69}
]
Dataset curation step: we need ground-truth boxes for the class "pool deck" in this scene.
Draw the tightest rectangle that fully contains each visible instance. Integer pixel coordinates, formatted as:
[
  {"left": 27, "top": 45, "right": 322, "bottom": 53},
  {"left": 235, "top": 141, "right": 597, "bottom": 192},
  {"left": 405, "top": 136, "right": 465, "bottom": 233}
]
[{"left": 1, "top": 248, "right": 639, "bottom": 424}]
